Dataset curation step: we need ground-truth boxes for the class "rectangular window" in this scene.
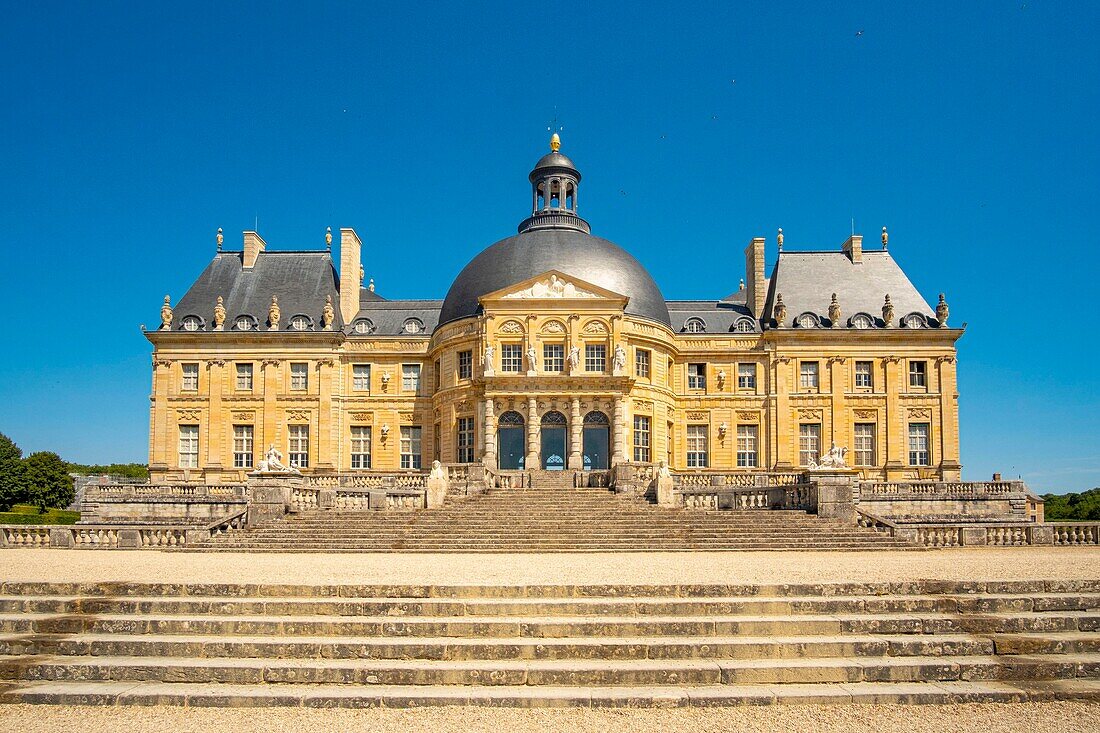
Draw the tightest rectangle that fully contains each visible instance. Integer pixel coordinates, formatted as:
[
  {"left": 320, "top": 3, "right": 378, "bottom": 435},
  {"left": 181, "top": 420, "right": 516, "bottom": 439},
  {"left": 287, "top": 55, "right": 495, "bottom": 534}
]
[
  {"left": 400, "top": 426, "right": 422, "bottom": 469},
  {"left": 236, "top": 363, "right": 253, "bottom": 391},
  {"left": 909, "top": 360, "right": 927, "bottom": 388},
  {"left": 290, "top": 362, "right": 308, "bottom": 391},
  {"left": 908, "top": 423, "right": 931, "bottom": 466},
  {"left": 543, "top": 344, "right": 564, "bottom": 373},
  {"left": 402, "top": 364, "right": 421, "bottom": 392},
  {"left": 854, "top": 423, "right": 876, "bottom": 466},
  {"left": 800, "top": 361, "right": 819, "bottom": 390},
  {"left": 737, "top": 363, "right": 756, "bottom": 390},
  {"left": 458, "top": 350, "right": 472, "bottom": 380},
  {"left": 633, "top": 415, "right": 651, "bottom": 462},
  {"left": 434, "top": 359, "right": 441, "bottom": 392},
  {"left": 181, "top": 363, "right": 199, "bottom": 391},
  {"left": 799, "top": 423, "right": 821, "bottom": 467},
  {"left": 178, "top": 424, "right": 199, "bottom": 468},
  {"left": 687, "top": 363, "right": 706, "bottom": 390},
  {"left": 456, "top": 417, "right": 475, "bottom": 463},
  {"left": 288, "top": 425, "right": 309, "bottom": 468},
  {"left": 585, "top": 344, "right": 606, "bottom": 372},
  {"left": 736, "top": 424, "right": 758, "bottom": 468},
  {"left": 232, "top": 425, "right": 253, "bottom": 469},
  {"left": 686, "top": 425, "right": 709, "bottom": 467},
  {"left": 350, "top": 426, "right": 372, "bottom": 469},
  {"left": 352, "top": 364, "right": 371, "bottom": 391},
  {"left": 500, "top": 344, "right": 523, "bottom": 373},
  {"left": 855, "top": 361, "right": 873, "bottom": 389},
  {"left": 635, "top": 349, "right": 651, "bottom": 379}
]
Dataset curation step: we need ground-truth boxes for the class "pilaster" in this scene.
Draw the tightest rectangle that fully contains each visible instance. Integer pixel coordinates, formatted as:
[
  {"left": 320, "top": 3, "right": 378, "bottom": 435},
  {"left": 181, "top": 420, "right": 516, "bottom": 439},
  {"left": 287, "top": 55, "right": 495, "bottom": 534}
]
[
  {"left": 526, "top": 396, "right": 539, "bottom": 467},
  {"left": 568, "top": 397, "right": 583, "bottom": 469}
]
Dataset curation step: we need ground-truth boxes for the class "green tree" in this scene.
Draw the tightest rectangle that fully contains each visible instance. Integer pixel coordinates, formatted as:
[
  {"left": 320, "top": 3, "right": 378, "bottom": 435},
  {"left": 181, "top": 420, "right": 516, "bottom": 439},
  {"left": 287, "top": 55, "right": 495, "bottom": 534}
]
[
  {"left": 0, "top": 432, "right": 26, "bottom": 511},
  {"left": 23, "top": 451, "right": 74, "bottom": 512}
]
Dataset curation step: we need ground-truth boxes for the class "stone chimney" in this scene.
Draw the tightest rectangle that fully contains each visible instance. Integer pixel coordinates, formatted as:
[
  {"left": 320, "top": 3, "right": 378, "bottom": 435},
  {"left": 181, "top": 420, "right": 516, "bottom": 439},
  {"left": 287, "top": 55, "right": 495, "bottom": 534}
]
[
  {"left": 744, "top": 236, "right": 766, "bottom": 319},
  {"left": 843, "top": 234, "right": 863, "bottom": 264},
  {"left": 242, "top": 231, "right": 266, "bottom": 269},
  {"left": 340, "top": 228, "right": 363, "bottom": 324}
]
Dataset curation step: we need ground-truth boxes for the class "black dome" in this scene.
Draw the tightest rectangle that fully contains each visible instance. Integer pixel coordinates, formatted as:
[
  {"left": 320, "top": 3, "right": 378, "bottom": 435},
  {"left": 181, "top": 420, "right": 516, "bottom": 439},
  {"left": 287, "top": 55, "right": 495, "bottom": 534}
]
[{"left": 440, "top": 228, "right": 670, "bottom": 326}]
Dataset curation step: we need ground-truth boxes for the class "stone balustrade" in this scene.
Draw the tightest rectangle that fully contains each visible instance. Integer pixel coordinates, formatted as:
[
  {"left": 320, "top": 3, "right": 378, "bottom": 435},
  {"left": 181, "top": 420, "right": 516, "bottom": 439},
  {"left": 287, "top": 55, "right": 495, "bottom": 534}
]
[
  {"left": 84, "top": 484, "right": 247, "bottom": 499},
  {"left": 677, "top": 483, "right": 815, "bottom": 511},
  {"left": 859, "top": 480, "right": 1023, "bottom": 498}
]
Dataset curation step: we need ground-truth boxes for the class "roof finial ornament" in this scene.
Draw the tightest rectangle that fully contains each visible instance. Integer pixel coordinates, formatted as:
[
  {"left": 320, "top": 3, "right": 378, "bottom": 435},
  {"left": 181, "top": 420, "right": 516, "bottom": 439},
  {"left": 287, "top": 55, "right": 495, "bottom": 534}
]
[
  {"left": 549, "top": 132, "right": 561, "bottom": 152},
  {"left": 321, "top": 295, "right": 335, "bottom": 331},
  {"left": 325, "top": 226, "right": 332, "bottom": 251},
  {"left": 216, "top": 227, "right": 223, "bottom": 252},
  {"left": 160, "top": 295, "right": 173, "bottom": 331},
  {"left": 881, "top": 226, "right": 889, "bottom": 250},
  {"left": 268, "top": 295, "right": 280, "bottom": 331},
  {"left": 882, "top": 294, "right": 895, "bottom": 328},
  {"left": 368, "top": 278, "right": 375, "bottom": 293},
  {"left": 739, "top": 278, "right": 745, "bottom": 291},
  {"left": 936, "top": 293, "right": 950, "bottom": 328},
  {"left": 774, "top": 293, "right": 787, "bottom": 328},
  {"left": 829, "top": 293, "right": 842, "bottom": 328},
  {"left": 213, "top": 296, "right": 226, "bottom": 331},
  {"left": 777, "top": 227, "right": 784, "bottom": 252}
]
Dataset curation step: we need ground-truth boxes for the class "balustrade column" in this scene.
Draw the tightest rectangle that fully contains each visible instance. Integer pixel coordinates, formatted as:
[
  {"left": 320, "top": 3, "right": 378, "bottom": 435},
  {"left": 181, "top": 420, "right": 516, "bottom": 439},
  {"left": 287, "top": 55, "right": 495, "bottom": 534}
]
[
  {"left": 568, "top": 397, "right": 583, "bottom": 469},
  {"left": 612, "top": 397, "right": 625, "bottom": 464},
  {"left": 526, "top": 397, "right": 539, "bottom": 468},
  {"left": 483, "top": 398, "right": 497, "bottom": 470}
]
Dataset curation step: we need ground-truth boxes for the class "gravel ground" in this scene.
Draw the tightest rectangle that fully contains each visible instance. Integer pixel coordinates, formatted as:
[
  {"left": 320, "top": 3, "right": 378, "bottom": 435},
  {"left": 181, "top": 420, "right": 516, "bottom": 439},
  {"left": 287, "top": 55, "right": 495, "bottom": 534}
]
[
  {"left": 1, "top": 547, "right": 1098, "bottom": 586},
  {"left": 4, "top": 702, "right": 1099, "bottom": 732}
]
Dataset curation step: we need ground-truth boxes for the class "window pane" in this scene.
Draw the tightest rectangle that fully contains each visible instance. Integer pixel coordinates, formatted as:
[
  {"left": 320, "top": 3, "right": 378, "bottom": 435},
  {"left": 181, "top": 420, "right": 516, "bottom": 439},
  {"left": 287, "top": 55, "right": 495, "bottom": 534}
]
[
  {"left": 799, "top": 424, "right": 821, "bottom": 467},
  {"left": 585, "top": 345, "right": 606, "bottom": 372},
  {"left": 353, "top": 364, "right": 371, "bottom": 391},
  {"left": 501, "top": 344, "right": 523, "bottom": 372},
  {"left": 402, "top": 364, "right": 421, "bottom": 392},
  {"left": 178, "top": 425, "right": 199, "bottom": 468},
  {"left": 854, "top": 423, "right": 876, "bottom": 466},
  {"left": 400, "top": 426, "right": 422, "bottom": 469},
  {"left": 736, "top": 424, "right": 758, "bottom": 467},
  {"left": 288, "top": 425, "right": 309, "bottom": 468},
  {"left": 233, "top": 425, "right": 253, "bottom": 469},
  {"left": 181, "top": 363, "right": 199, "bottom": 391},
  {"left": 290, "top": 362, "right": 308, "bottom": 390},
  {"left": 458, "top": 351, "right": 472, "bottom": 380},
  {"left": 635, "top": 349, "right": 650, "bottom": 379},
  {"left": 800, "top": 362, "right": 819, "bottom": 389},
  {"left": 543, "top": 344, "right": 564, "bottom": 372},
  {"left": 909, "top": 361, "right": 927, "bottom": 388},
  {"left": 686, "top": 425, "right": 708, "bottom": 467},
  {"left": 457, "top": 417, "right": 475, "bottom": 463},
  {"left": 737, "top": 363, "right": 756, "bottom": 389},
  {"left": 236, "top": 363, "right": 253, "bottom": 391},
  {"left": 351, "top": 426, "right": 372, "bottom": 469},
  {"left": 633, "top": 415, "right": 651, "bottom": 462},
  {"left": 855, "top": 361, "right": 873, "bottom": 389},
  {"left": 908, "top": 423, "right": 930, "bottom": 466},
  {"left": 688, "top": 363, "right": 706, "bottom": 389}
]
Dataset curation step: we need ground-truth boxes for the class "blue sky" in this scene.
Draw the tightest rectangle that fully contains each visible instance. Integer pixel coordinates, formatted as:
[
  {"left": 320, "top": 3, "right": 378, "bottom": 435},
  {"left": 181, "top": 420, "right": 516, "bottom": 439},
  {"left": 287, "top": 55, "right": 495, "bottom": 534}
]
[{"left": 1, "top": 2, "right": 1097, "bottom": 492}]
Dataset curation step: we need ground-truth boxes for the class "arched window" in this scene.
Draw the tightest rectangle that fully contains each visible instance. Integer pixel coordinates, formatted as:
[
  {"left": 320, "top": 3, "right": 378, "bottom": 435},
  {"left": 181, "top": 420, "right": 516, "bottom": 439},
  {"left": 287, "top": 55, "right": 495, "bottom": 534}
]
[
  {"left": 403, "top": 318, "right": 424, "bottom": 334},
  {"left": 733, "top": 318, "right": 755, "bottom": 333},
  {"left": 795, "top": 313, "right": 819, "bottom": 329},
  {"left": 290, "top": 315, "right": 312, "bottom": 331},
  {"left": 684, "top": 317, "right": 706, "bottom": 333},
  {"left": 902, "top": 313, "right": 927, "bottom": 329},
  {"left": 850, "top": 313, "right": 875, "bottom": 329},
  {"left": 583, "top": 411, "right": 610, "bottom": 425},
  {"left": 180, "top": 315, "right": 203, "bottom": 331},
  {"left": 353, "top": 319, "right": 375, "bottom": 334},
  {"left": 541, "top": 410, "right": 567, "bottom": 426},
  {"left": 234, "top": 315, "right": 258, "bottom": 331},
  {"left": 498, "top": 410, "right": 525, "bottom": 426}
]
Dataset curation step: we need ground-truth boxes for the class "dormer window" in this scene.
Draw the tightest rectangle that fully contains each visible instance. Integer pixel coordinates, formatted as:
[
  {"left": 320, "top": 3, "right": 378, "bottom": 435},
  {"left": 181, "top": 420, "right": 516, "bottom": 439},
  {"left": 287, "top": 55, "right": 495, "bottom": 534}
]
[
  {"left": 796, "top": 313, "right": 819, "bottom": 329},
  {"left": 902, "top": 313, "right": 927, "bottom": 329},
  {"left": 180, "top": 315, "right": 203, "bottom": 331},
  {"left": 733, "top": 318, "right": 755, "bottom": 333},
  {"left": 290, "top": 315, "right": 312, "bottom": 331},
  {"left": 353, "top": 319, "right": 374, "bottom": 335},
  {"left": 234, "top": 315, "right": 257, "bottom": 332},
  {"left": 684, "top": 318, "right": 706, "bottom": 333},
  {"left": 403, "top": 318, "right": 424, "bottom": 334},
  {"left": 850, "top": 313, "right": 875, "bottom": 329}
]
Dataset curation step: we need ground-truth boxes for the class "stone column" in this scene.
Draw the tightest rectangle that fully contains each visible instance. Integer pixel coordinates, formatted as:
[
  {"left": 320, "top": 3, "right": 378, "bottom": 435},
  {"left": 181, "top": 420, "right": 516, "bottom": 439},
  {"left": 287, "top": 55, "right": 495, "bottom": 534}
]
[
  {"left": 568, "top": 397, "right": 583, "bottom": 469},
  {"left": 526, "top": 397, "right": 539, "bottom": 468},
  {"left": 772, "top": 357, "right": 793, "bottom": 468},
  {"left": 316, "top": 359, "right": 335, "bottom": 470},
  {"left": 612, "top": 397, "right": 625, "bottom": 464},
  {"left": 483, "top": 398, "right": 497, "bottom": 470},
  {"left": 205, "top": 360, "right": 224, "bottom": 471}
]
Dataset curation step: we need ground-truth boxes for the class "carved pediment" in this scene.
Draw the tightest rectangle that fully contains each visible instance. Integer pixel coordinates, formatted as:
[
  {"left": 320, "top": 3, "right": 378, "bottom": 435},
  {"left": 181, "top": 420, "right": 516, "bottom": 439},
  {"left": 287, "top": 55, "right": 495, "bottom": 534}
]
[{"left": 482, "top": 270, "right": 628, "bottom": 304}]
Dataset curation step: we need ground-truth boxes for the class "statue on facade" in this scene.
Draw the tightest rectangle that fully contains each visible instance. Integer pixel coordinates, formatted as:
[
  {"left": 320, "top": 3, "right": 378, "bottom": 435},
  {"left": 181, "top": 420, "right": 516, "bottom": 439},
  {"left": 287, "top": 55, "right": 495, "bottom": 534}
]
[
  {"left": 655, "top": 459, "right": 675, "bottom": 507},
  {"left": 829, "top": 293, "right": 842, "bottom": 328},
  {"left": 429, "top": 460, "right": 446, "bottom": 480},
  {"left": 613, "top": 344, "right": 627, "bottom": 373},
  {"left": 484, "top": 344, "right": 494, "bottom": 367},
  {"left": 268, "top": 295, "right": 281, "bottom": 331},
  {"left": 774, "top": 293, "right": 787, "bottom": 328},
  {"left": 936, "top": 293, "right": 949, "bottom": 327},
  {"left": 321, "top": 295, "right": 335, "bottom": 331},
  {"left": 809, "top": 444, "right": 849, "bottom": 471},
  {"left": 212, "top": 296, "right": 226, "bottom": 331},
  {"left": 526, "top": 345, "right": 537, "bottom": 372},
  {"left": 882, "top": 294, "right": 895, "bottom": 328},
  {"left": 160, "top": 295, "right": 173, "bottom": 331},
  {"left": 254, "top": 444, "right": 300, "bottom": 474},
  {"left": 567, "top": 345, "right": 581, "bottom": 372},
  {"left": 548, "top": 274, "right": 566, "bottom": 297},
  {"left": 881, "top": 225, "right": 889, "bottom": 250},
  {"left": 427, "top": 459, "right": 448, "bottom": 508}
]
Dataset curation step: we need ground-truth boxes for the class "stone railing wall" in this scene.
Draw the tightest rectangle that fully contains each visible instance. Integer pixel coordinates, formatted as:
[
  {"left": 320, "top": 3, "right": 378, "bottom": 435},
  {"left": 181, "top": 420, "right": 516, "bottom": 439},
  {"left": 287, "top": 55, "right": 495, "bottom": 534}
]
[
  {"left": 0, "top": 508, "right": 248, "bottom": 550},
  {"left": 80, "top": 483, "right": 248, "bottom": 526},
  {"left": 856, "top": 519, "right": 1100, "bottom": 548},
  {"left": 856, "top": 480, "right": 1032, "bottom": 523},
  {"left": 677, "top": 482, "right": 816, "bottom": 511}
]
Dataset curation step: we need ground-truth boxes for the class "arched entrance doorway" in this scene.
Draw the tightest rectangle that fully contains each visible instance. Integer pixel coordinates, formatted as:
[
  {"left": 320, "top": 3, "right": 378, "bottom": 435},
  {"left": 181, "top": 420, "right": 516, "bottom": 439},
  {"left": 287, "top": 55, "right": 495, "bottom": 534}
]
[
  {"left": 540, "top": 411, "right": 568, "bottom": 470},
  {"left": 497, "top": 411, "right": 525, "bottom": 470},
  {"left": 583, "top": 411, "right": 610, "bottom": 470}
]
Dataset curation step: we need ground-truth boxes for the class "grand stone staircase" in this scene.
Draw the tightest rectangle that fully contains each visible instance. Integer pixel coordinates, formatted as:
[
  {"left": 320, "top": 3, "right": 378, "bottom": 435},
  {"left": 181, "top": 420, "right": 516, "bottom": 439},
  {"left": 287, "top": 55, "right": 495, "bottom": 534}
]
[
  {"left": 1, "top": 579, "right": 1098, "bottom": 706},
  {"left": 198, "top": 475, "right": 916, "bottom": 552}
]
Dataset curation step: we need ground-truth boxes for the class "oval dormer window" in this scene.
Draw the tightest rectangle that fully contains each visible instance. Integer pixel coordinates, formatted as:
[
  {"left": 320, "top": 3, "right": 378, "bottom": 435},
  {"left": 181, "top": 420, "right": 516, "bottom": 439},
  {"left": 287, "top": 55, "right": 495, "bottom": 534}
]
[
  {"left": 403, "top": 318, "right": 424, "bottom": 334},
  {"left": 180, "top": 315, "right": 202, "bottom": 332},
  {"left": 353, "top": 319, "right": 374, "bottom": 335},
  {"left": 235, "top": 316, "right": 256, "bottom": 332},
  {"left": 733, "top": 318, "right": 755, "bottom": 333},
  {"left": 902, "top": 313, "right": 926, "bottom": 329},
  {"left": 290, "top": 315, "right": 311, "bottom": 331},
  {"left": 796, "top": 313, "right": 819, "bottom": 329},
  {"left": 684, "top": 318, "right": 706, "bottom": 333},
  {"left": 850, "top": 313, "right": 874, "bottom": 329}
]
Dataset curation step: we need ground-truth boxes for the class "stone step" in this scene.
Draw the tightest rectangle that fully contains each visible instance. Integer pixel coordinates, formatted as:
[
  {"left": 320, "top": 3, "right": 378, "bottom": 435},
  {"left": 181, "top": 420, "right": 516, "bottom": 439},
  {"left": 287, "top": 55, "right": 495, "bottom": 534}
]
[
  {"left": 4, "top": 653, "right": 1098, "bottom": 686},
  {"left": 4, "top": 679, "right": 1100, "bottom": 707}
]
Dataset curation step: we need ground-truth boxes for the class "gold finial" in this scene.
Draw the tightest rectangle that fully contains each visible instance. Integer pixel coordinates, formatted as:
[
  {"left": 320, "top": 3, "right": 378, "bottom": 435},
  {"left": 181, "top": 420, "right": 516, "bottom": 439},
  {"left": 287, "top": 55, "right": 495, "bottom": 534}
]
[
  {"left": 549, "top": 133, "right": 561, "bottom": 152},
  {"left": 368, "top": 278, "right": 375, "bottom": 293},
  {"left": 881, "top": 226, "right": 889, "bottom": 249},
  {"left": 777, "top": 227, "right": 784, "bottom": 251},
  {"left": 325, "top": 226, "right": 332, "bottom": 250},
  {"left": 216, "top": 227, "right": 223, "bottom": 251}
]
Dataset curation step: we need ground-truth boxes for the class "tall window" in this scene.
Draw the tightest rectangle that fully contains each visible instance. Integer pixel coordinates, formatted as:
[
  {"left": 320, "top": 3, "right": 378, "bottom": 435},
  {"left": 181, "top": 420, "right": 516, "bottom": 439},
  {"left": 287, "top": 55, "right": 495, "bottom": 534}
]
[
  {"left": 232, "top": 425, "right": 253, "bottom": 469},
  {"left": 737, "top": 363, "right": 756, "bottom": 390},
  {"left": 178, "top": 425, "right": 199, "bottom": 468},
  {"left": 350, "top": 426, "right": 371, "bottom": 469},
  {"left": 736, "top": 425, "right": 758, "bottom": 468},
  {"left": 686, "top": 425, "right": 709, "bottom": 467},
  {"left": 687, "top": 363, "right": 706, "bottom": 389},
  {"left": 799, "top": 423, "right": 821, "bottom": 467},
  {"left": 500, "top": 344, "right": 523, "bottom": 372},
  {"left": 458, "top": 350, "right": 472, "bottom": 380},
  {"left": 353, "top": 364, "right": 371, "bottom": 391},
  {"left": 290, "top": 362, "right": 308, "bottom": 391},
  {"left": 585, "top": 344, "right": 606, "bottom": 372},
  {"left": 181, "top": 363, "right": 199, "bottom": 391},
  {"left": 855, "top": 361, "right": 873, "bottom": 389},
  {"left": 633, "top": 415, "right": 651, "bottom": 462},
  {"left": 401, "top": 426, "right": 422, "bottom": 469},
  {"left": 236, "top": 363, "right": 253, "bottom": 391},
  {"left": 456, "top": 417, "right": 475, "bottom": 463},
  {"left": 800, "top": 362, "right": 819, "bottom": 390},
  {"left": 635, "top": 349, "right": 651, "bottom": 379},
  {"left": 854, "top": 423, "right": 876, "bottom": 466},
  {"left": 543, "top": 344, "right": 564, "bottom": 372},
  {"left": 909, "top": 360, "right": 927, "bottom": 388},
  {"left": 908, "top": 423, "right": 930, "bottom": 466},
  {"left": 288, "top": 425, "right": 309, "bottom": 468},
  {"left": 402, "top": 364, "right": 421, "bottom": 392},
  {"left": 434, "top": 359, "right": 441, "bottom": 391}
]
